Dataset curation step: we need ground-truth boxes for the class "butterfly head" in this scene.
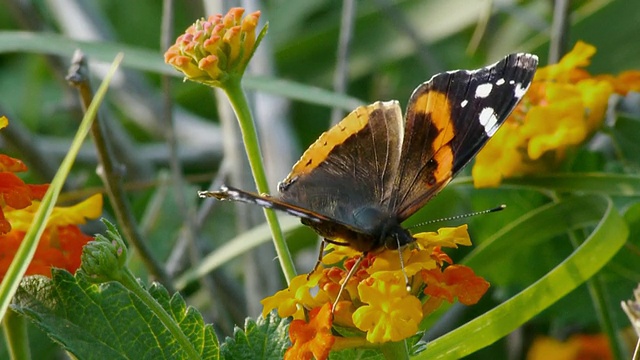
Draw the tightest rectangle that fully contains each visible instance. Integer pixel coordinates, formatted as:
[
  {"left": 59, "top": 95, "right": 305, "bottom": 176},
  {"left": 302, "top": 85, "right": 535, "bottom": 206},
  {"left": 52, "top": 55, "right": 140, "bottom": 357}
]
[{"left": 351, "top": 207, "right": 414, "bottom": 251}]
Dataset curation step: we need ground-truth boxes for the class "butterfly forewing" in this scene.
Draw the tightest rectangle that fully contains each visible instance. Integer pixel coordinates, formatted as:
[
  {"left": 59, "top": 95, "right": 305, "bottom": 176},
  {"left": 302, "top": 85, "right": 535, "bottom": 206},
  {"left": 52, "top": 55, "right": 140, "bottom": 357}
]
[
  {"left": 277, "top": 101, "right": 405, "bottom": 235},
  {"left": 392, "top": 53, "right": 538, "bottom": 220}
]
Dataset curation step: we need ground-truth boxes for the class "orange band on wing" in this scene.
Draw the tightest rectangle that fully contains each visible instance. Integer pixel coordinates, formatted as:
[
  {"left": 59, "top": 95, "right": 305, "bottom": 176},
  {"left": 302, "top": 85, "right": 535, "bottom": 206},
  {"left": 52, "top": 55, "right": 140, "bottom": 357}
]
[
  {"left": 432, "top": 144, "right": 454, "bottom": 184},
  {"left": 282, "top": 101, "right": 400, "bottom": 183},
  {"left": 412, "top": 91, "right": 455, "bottom": 152}
]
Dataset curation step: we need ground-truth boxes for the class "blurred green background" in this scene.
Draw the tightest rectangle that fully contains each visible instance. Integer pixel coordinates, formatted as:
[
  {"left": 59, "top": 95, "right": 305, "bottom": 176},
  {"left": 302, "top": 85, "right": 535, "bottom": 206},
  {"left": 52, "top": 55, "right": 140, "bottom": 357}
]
[{"left": 1, "top": 0, "right": 639, "bottom": 358}]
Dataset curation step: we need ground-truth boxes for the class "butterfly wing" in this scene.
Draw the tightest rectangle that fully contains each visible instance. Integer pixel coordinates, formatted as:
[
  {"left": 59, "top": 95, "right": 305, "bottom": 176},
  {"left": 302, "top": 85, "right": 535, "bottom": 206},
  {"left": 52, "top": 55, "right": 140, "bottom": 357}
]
[
  {"left": 390, "top": 53, "right": 539, "bottom": 220},
  {"left": 277, "top": 101, "right": 404, "bottom": 236},
  {"left": 201, "top": 185, "right": 334, "bottom": 224}
]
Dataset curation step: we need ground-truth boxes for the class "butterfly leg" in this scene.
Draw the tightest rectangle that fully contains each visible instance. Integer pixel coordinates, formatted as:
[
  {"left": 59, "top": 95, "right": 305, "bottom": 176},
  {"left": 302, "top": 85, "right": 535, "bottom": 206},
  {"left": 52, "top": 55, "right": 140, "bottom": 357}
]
[
  {"left": 307, "top": 239, "right": 327, "bottom": 280},
  {"left": 307, "top": 237, "right": 351, "bottom": 280},
  {"left": 332, "top": 253, "right": 366, "bottom": 313}
]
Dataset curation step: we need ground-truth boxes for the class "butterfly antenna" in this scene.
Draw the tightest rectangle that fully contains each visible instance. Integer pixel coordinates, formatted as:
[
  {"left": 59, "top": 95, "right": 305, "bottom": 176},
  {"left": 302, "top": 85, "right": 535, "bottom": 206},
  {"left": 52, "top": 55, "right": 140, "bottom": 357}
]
[
  {"left": 332, "top": 255, "right": 365, "bottom": 313},
  {"left": 408, "top": 204, "right": 506, "bottom": 230}
]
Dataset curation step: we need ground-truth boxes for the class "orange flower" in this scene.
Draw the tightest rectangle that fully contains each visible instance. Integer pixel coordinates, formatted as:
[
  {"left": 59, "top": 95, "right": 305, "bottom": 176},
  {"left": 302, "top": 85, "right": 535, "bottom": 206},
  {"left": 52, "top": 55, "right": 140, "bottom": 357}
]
[
  {"left": 0, "top": 194, "right": 102, "bottom": 281},
  {"left": 261, "top": 225, "right": 489, "bottom": 354},
  {"left": 0, "top": 116, "right": 103, "bottom": 280},
  {"left": 473, "top": 41, "right": 638, "bottom": 188},
  {"left": 422, "top": 264, "right": 490, "bottom": 305},
  {"left": 0, "top": 117, "right": 48, "bottom": 234},
  {"left": 164, "top": 7, "right": 265, "bottom": 86},
  {"left": 285, "top": 303, "right": 335, "bottom": 360},
  {"left": 526, "top": 334, "right": 612, "bottom": 360}
]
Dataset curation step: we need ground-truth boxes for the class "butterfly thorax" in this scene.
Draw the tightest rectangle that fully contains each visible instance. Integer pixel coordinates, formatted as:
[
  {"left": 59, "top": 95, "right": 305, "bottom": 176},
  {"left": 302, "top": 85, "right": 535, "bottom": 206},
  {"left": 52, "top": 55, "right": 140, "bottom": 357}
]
[{"left": 302, "top": 206, "right": 414, "bottom": 253}]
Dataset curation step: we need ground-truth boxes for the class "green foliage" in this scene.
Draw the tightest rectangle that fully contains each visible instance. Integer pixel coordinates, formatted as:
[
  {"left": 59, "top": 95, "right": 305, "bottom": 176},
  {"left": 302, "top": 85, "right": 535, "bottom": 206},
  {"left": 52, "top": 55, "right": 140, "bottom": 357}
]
[
  {"left": 1, "top": 1, "right": 640, "bottom": 359},
  {"left": 220, "top": 313, "right": 290, "bottom": 360},
  {"left": 12, "top": 270, "right": 219, "bottom": 360}
]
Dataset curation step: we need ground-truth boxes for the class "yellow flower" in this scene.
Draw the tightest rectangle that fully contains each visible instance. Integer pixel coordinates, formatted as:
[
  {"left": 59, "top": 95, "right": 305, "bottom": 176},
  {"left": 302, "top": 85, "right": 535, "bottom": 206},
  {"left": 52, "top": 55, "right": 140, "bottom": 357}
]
[
  {"left": 472, "top": 41, "right": 629, "bottom": 188},
  {"left": 164, "top": 7, "right": 266, "bottom": 86},
  {"left": 260, "top": 270, "right": 329, "bottom": 319},
  {"left": 352, "top": 274, "right": 423, "bottom": 343},
  {"left": 367, "top": 246, "right": 436, "bottom": 279},
  {"left": 413, "top": 225, "right": 472, "bottom": 249},
  {"left": 261, "top": 224, "right": 489, "bottom": 354}
]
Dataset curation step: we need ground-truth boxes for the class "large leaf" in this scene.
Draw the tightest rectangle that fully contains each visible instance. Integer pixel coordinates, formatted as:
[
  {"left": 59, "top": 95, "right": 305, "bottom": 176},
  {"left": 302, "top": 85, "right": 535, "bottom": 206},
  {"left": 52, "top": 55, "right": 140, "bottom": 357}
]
[
  {"left": 12, "top": 270, "right": 219, "bottom": 360},
  {"left": 415, "top": 195, "right": 628, "bottom": 359}
]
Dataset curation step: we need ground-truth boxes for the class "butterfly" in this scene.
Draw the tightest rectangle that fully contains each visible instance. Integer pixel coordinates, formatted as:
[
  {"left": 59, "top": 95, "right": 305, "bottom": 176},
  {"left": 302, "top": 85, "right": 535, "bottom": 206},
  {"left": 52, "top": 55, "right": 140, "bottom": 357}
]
[
  {"left": 200, "top": 53, "right": 538, "bottom": 292},
  {"left": 202, "top": 52, "right": 537, "bottom": 249}
]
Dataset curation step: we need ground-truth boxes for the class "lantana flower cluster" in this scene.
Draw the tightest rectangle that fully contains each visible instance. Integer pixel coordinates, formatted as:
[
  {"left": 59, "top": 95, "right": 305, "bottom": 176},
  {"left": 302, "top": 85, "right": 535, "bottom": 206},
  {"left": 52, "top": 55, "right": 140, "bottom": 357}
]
[
  {"left": 0, "top": 116, "right": 102, "bottom": 280},
  {"left": 164, "top": 7, "right": 264, "bottom": 86},
  {"left": 261, "top": 225, "right": 489, "bottom": 359},
  {"left": 472, "top": 41, "right": 640, "bottom": 188}
]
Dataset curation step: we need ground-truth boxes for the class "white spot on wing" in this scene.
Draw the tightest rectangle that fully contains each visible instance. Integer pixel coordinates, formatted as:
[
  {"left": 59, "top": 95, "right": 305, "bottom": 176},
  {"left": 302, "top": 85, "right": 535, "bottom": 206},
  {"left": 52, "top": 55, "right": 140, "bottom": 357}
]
[
  {"left": 460, "top": 99, "right": 468, "bottom": 108},
  {"left": 514, "top": 82, "right": 529, "bottom": 99},
  {"left": 475, "top": 83, "right": 493, "bottom": 98},
  {"left": 479, "top": 107, "right": 499, "bottom": 136},
  {"left": 496, "top": 78, "right": 505, "bottom": 85}
]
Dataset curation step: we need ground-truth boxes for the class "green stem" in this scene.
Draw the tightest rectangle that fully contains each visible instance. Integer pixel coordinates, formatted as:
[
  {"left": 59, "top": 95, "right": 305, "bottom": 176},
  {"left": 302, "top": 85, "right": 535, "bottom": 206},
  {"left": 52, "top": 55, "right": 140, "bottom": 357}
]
[
  {"left": 2, "top": 308, "right": 30, "bottom": 360},
  {"left": 119, "top": 269, "right": 200, "bottom": 359},
  {"left": 566, "top": 230, "right": 626, "bottom": 360},
  {"left": 221, "top": 76, "right": 297, "bottom": 283}
]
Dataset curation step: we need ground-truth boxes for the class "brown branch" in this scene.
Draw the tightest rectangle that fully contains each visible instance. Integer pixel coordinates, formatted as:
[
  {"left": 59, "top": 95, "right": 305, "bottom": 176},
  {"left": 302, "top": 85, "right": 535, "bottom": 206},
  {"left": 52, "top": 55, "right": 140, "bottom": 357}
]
[{"left": 66, "top": 50, "right": 174, "bottom": 292}]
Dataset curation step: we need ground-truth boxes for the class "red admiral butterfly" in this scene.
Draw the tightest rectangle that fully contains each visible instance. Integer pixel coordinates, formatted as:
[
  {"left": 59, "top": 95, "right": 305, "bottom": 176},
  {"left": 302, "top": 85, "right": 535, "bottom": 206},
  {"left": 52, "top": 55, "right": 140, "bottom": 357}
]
[{"left": 200, "top": 53, "right": 538, "bottom": 261}]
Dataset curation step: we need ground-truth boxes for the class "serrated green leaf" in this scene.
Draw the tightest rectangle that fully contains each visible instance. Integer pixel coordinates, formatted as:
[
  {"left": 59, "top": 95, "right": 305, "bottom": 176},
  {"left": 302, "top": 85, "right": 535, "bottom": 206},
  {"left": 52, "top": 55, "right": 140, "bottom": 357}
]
[
  {"left": 220, "top": 313, "right": 289, "bottom": 360},
  {"left": 147, "top": 283, "right": 219, "bottom": 359},
  {"left": 12, "top": 269, "right": 219, "bottom": 360}
]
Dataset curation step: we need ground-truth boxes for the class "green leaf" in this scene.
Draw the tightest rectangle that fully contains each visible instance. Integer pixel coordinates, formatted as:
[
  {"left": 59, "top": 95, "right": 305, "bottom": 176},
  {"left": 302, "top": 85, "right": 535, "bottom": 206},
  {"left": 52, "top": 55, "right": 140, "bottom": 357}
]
[
  {"left": 464, "top": 195, "right": 608, "bottom": 276},
  {"left": 501, "top": 173, "right": 640, "bottom": 195},
  {"left": 220, "top": 313, "right": 289, "bottom": 360},
  {"left": 609, "top": 114, "right": 640, "bottom": 164},
  {"left": 12, "top": 270, "right": 219, "bottom": 360},
  {"left": 415, "top": 195, "right": 628, "bottom": 359},
  {"left": 0, "top": 31, "right": 363, "bottom": 111}
]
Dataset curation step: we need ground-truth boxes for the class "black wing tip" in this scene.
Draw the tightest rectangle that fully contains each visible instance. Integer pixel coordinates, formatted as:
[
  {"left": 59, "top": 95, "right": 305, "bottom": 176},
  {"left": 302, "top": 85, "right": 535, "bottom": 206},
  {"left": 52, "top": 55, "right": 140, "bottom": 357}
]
[
  {"left": 505, "top": 52, "right": 539, "bottom": 72},
  {"left": 416, "top": 52, "right": 539, "bottom": 91}
]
